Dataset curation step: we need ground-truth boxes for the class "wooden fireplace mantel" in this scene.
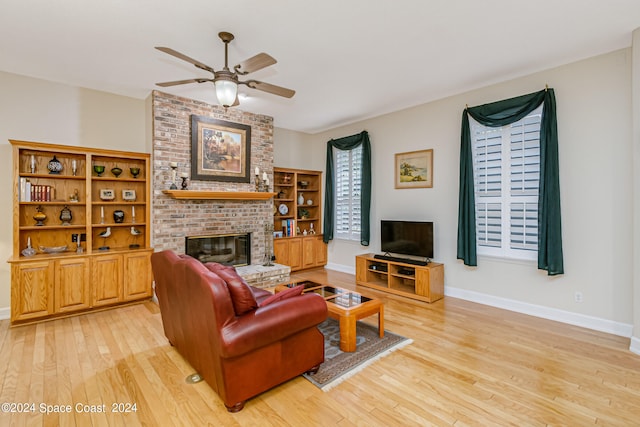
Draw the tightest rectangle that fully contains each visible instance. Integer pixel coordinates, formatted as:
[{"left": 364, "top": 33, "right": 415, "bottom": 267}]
[{"left": 162, "top": 190, "right": 276, "bottom": 200}]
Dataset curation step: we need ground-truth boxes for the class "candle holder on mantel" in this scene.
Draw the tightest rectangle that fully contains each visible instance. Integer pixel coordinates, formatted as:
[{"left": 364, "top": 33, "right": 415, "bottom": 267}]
[
  {"left": 263, "top": 223, "right": 274, "bottom": 266},
  {"left": 169, "top": 163, "right": 178, "bottom": 190},
  {"left": 180, "top": 175, "right": 188, "bottom": 190}
]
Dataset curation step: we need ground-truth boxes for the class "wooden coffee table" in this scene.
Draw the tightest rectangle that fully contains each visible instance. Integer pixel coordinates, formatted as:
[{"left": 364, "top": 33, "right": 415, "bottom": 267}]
[{"left": 275, "top": 280, "right": 384, "bottom": 352}]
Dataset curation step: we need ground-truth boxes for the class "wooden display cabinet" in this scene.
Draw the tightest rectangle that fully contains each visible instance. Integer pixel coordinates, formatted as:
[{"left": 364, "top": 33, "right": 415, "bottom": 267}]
[
  {"left": 8, "top": 140, "right": 153, "bottom": 325},
  {"left": 272, "top": 167, "right": 327, "bottom": 271},
  {"left": 355, "top": 253, "right": 444, "bottom": 303}
]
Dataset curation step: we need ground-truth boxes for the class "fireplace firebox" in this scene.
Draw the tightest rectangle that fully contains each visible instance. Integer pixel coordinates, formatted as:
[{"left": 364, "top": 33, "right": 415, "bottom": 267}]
[{"left": 185, "top": 233, "right": 251, "bottom": 266}]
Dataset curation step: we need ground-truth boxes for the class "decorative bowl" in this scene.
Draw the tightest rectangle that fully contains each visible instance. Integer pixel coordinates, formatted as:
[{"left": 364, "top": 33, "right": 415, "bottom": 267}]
[
  {"left": 110, "top": 166, "right": 123, "bottom": 177},
  {"left": 93, "top": 165, "right": 105, "bottom": 177},
  {"left": 129, "top": 167, "right": 141, "bottom": 178},
  {"left": 39, "top": 245, "right": 68, "bottom": 254}
]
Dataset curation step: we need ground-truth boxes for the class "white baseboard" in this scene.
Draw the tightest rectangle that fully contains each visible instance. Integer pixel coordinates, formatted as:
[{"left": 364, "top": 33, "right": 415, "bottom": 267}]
[
  {"left": 325, "top": 263, "right": 635, "bottom": 339},
  {"left": 325, "top": 262, "right": 355, "bottom": 275},
  {"left": 0, "top": 307, "right": 10, "bottom": 321},
  {"left": 445, "top": 286, "right": 633, "bottom": 338}
]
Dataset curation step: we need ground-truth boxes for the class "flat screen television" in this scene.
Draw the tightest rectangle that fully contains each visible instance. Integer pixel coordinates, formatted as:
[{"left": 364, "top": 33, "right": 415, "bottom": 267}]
[{"left": 381, "top": 220, "right": 433, "bottom": 259}]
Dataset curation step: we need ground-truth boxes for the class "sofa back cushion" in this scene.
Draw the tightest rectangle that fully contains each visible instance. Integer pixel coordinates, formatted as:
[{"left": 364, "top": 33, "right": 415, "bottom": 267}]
[{"left": 205, "top": 263, "right": 258, "bottom": 316}]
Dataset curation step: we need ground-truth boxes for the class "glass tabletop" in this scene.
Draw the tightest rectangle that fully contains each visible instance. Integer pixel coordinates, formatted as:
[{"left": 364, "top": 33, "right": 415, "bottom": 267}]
[{"left": 281, "top": 281, "right": 373, "bottom": 307}]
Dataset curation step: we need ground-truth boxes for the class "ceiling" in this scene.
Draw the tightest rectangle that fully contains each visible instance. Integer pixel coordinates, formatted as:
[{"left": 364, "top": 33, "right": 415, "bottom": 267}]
[{"left": 2, "top": 1, "right": 640, "bottom": 134}]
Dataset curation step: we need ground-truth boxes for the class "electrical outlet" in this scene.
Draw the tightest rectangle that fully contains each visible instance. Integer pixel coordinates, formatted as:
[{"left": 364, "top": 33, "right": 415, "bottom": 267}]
[{"left": 574, "top": 291, "right": 584, "bottom": 303}]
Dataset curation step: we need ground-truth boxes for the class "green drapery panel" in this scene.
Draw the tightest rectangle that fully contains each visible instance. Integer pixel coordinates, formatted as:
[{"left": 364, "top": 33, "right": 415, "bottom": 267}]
[
  {"left": 457, "top": 89, "right": 564, "bottom": 275},
  {"left": 323, "top": 131, "right": 372, "bottom": 246}
]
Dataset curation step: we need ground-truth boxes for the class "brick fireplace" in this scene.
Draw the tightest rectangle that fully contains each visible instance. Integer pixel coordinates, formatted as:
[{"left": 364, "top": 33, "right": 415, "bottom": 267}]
[{"left": 151, "top": 91, "right": 287, "bottom": 286}]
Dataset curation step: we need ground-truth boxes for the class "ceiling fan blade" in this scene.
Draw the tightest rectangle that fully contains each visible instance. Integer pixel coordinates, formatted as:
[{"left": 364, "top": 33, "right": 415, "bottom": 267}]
[
  {"left": 156, "top": 78, "right": 213, "bottom": 87},
  {"left": 155, "top": 47, "right": 215, "bottom": 74},
  {"left": 234, "top": 53, "right": 277, "bottom": 75},
  {"left": 244, "top": 80, "right": 295, "bottom": 98}
]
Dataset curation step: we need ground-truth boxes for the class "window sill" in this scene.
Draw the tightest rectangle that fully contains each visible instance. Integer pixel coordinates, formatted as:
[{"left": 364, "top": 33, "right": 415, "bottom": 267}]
[
  {"left": 333, "top": 237, "right": 363, "bottom": 245},
  {"left": 477, "top": 254, "right": 537, "bottom": 267}
]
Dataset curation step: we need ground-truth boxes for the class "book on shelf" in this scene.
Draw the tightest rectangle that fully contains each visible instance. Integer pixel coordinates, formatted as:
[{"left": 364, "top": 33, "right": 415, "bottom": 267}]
[
  {"left": 21, "top": 182, "right": 55, "bottom": 202},
  {"left": 280, "top": 219, "right": 297, "bottom": 237}
]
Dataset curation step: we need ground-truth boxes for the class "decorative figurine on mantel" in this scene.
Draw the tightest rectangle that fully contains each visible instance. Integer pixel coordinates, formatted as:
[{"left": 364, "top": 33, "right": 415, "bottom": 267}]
[
  {"left": 180, "top": 173, "right": 189, "bottom": 190},
  {"left": 254, "top": 168, "right": 270, "bottom": 192}
]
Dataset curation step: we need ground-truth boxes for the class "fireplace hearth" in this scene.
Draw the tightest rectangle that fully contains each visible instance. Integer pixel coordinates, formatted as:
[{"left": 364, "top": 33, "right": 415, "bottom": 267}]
[{"left": 185, "top": 233, "right": 251, "bottom": 267}]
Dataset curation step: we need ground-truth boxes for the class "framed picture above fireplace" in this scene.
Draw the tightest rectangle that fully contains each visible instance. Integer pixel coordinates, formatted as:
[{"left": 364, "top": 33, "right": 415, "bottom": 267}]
[{"left": 190, "top": 115, "right": 251, "bottom": 182}]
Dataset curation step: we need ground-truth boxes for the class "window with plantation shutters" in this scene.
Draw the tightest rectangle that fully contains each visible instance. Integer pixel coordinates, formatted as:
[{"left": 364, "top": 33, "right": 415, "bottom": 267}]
[
  {"left": 334, "top": 145, "right": 362, "bottom": 241},
  {"left": 471, "top": 105, "right": 542, "bottom": 260}
]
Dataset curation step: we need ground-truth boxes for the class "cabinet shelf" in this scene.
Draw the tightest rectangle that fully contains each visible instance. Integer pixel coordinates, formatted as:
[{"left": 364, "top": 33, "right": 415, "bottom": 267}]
[
  {"left": 20, "top": 225, "right": 86, "bottom": 231},
  {"left": 20, "top": 173, "right": 86, "bottom": 180},
  {"left": 92, "top": 176, "right": 144, "bottom": 182},
  {"left": 20, "top": 201, "right": 86, "bottom": 206},
  {"left": 91, "top": 222, "right": 146, "bottom": 227}
]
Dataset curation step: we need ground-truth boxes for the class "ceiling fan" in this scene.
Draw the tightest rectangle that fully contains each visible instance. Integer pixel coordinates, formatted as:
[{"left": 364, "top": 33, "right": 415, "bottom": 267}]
[{"left": 155, "top": 31, "right": 295, "bottom": 107}]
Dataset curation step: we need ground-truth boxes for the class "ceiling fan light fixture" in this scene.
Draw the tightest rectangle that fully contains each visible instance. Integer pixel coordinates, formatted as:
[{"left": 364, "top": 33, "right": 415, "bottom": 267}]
[{"left": 214, "top": 78, "right": 238, "bottom": 107}]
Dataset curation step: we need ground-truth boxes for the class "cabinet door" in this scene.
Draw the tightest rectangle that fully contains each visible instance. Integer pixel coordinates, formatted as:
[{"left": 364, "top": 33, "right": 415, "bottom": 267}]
[
  {"left": 123, "top": 251, "right": 152, "bottom": 301},
  {"left": 273, "top": 239, "right": 289, "bottom": 266},
  {"left": 302, "top": 237, "right": 316, "bottom": 269},
  {"left": 11, "top": 261, "right": 55, "bottom": 322},
  {"left": 273, "top": 238, "right": 302, "bottom": 270},
  {"left": 92, "top": 254, "right": 123, "bottom": 307},
  {"left": 313, "top": 236, "right": 327, "bottom": 266},
  {"left": 55, "top": 258, "right": 90, "bottom": 313},
  {"left": 289, "top": 238, "right": 302, "bottom": 270},
  {"left": 301, "top": 236, "right": 327, "bottom": 268}
]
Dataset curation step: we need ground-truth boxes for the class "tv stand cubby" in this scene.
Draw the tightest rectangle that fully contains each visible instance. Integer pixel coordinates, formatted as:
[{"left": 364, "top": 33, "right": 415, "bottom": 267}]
[{"left": 355, "top": 253, "right": 444, "bottom": 303}]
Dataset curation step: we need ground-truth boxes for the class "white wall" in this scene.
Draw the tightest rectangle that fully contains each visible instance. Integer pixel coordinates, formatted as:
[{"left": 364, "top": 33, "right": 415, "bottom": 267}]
[
  {"left": 632, "top": 29, "right": 640, "bottom": 353},
  {"left": 275, "top": 49, "right": 635, "bottom": 336},
  {"left": 0, "top": 71, "right": 147, "bottom": 311}
]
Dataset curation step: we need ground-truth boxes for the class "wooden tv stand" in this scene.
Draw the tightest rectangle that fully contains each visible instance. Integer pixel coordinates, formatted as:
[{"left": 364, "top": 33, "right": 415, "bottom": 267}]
[{"left": 355, "top": 253, "right": 444, "bottom": 303}]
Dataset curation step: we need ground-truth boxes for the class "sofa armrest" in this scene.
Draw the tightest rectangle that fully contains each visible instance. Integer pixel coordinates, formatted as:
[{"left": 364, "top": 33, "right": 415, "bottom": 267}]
[{"left": 219, "top": 293, "right": 327, "bottom": 358}]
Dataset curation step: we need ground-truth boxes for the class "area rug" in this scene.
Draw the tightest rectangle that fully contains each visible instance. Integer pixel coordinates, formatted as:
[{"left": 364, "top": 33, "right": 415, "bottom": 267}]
[{"left": 303, "top": 318, "right": 412, "bottom": 391}]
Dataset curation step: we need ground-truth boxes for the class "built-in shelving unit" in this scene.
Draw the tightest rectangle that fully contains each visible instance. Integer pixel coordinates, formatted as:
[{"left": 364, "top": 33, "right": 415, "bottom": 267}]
[
  {"left": 8, "top": 140, "right": 153, "bottom": 325},
  {"left": 272, "top": 167, "right": 327, "bottom": 271}
]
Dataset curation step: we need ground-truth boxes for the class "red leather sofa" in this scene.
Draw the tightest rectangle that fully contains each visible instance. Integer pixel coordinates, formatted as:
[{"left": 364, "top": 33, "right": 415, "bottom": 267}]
[{"left": 150, "top": 250, "right": 327, "bottom": 412}]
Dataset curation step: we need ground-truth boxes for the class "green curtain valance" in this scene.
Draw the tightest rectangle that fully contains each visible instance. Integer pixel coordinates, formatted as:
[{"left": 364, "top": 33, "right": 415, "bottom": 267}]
[
  {"left": 457, "top": 89, "right": 564, "bottom": 275},
  {"left": 323, "top": 131, "right": 372, "bottom": 246}
]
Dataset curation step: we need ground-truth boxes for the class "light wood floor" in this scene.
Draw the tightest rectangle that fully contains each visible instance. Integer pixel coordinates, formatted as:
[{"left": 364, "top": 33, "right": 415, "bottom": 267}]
[{"left": 1, "top": 268, "right": 640, "bottom": 426}]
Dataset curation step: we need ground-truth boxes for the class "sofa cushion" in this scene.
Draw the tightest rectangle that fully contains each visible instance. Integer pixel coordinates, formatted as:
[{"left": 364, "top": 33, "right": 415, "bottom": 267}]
[
  {"left": 205, "top": 263, "right": 258, "bottom": 316},
  {"left": 259, "top": 285, "right": 304, "bottom": 307}
]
